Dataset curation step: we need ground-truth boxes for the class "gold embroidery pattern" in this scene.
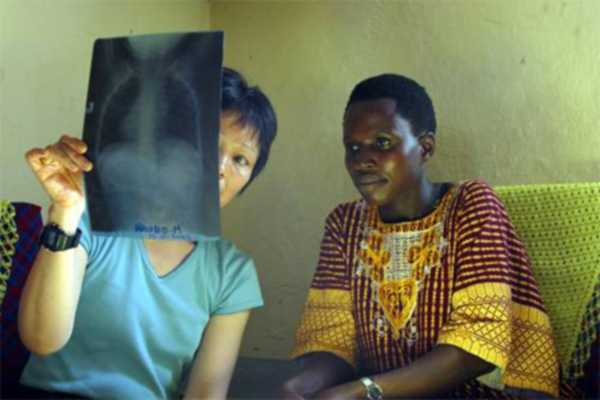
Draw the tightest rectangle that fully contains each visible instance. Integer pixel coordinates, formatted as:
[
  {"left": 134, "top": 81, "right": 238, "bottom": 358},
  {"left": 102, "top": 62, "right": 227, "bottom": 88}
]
[
  {"left": 357, "top": 231, "right": 390, "bottom": 282},
  {"left": 407, "top": 229, "right": 442, "bottom": 281},
  {"left": 378, "top": 278, "right": 417, "bottom": 336},
  {"left": 356, "top": 204, "right": 448, "bottom": 341}
]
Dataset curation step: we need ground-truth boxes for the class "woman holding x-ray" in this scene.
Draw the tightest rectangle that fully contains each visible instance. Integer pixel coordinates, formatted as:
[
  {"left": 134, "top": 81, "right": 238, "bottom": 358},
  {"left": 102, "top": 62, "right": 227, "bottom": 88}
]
[{"left": 17, "top": 68, "right": 277, "bottom": 399}]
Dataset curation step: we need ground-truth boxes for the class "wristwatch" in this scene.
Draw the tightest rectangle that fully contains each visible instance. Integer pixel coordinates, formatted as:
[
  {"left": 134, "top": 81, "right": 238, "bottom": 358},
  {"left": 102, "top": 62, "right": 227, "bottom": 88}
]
[
  {"left": 360, "top": 377, "right": 383, "bottom": 400},
  {"left": 40, "top": 223, "right": 82, "bottom": 252}
]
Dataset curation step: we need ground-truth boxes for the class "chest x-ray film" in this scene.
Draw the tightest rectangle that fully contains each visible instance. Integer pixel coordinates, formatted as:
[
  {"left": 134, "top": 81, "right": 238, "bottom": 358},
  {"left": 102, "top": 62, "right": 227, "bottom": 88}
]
[{"left": 83, "top": 32, "right": 223, "bottom": 240}]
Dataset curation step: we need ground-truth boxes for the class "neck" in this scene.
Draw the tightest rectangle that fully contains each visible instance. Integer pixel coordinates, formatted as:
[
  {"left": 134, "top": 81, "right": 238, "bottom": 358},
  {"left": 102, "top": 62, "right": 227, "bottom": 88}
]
[{"left": 378, "top": 178, "right": 441, "bottom": 223}]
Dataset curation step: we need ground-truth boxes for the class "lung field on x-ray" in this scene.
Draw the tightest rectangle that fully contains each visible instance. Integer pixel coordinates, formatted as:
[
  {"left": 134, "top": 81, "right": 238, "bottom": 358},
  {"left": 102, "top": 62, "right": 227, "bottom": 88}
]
[
  {"left": 97, "top": 72, "right": 203, "bottom": 225},
  {"left": 84, "top": 33, "right": 222, "bottom": 238}
]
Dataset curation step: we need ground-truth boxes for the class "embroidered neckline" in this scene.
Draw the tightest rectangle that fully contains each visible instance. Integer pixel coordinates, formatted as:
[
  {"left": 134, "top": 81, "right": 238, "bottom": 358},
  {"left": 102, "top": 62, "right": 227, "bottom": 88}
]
[
  {"left": 355, "top": 184, "right": 459, "bottom": 342},
  {"left": 364, "top": 184, "right": 457, "bottom": 234}
]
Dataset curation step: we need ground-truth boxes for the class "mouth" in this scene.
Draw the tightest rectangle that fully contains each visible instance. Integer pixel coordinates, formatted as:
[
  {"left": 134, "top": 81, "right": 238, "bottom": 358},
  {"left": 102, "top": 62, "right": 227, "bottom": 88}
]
[
  {"left": 354, "top": 173, "right": 387, "bottom": 188},
  {"left": 219, "top": 178, "right": 225, "bottom": 193}
]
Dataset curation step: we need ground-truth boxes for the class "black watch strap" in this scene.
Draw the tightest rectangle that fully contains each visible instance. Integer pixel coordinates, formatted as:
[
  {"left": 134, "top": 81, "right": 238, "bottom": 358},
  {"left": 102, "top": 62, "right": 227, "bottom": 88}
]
[{"left": 40, "top": 223, "right": 82, "bottom": 252}]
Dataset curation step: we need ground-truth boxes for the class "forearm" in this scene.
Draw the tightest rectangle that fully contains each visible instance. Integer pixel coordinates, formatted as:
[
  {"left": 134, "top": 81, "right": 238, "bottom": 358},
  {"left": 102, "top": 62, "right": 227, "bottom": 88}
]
[
  {"left": 373, "top": 345, "right": 493, "bottom": 397},
  {"left": 184, "top": 312, "right": 250, "bottom": 400},
  {"left": 18, "top": 206, "right": 86, "bottom": 355},
  {"left": 322, "top": 344, "right": 494, "bottom": 399},
  {"left": 283, "top": 352, "right": 355, "bottom": 398}
]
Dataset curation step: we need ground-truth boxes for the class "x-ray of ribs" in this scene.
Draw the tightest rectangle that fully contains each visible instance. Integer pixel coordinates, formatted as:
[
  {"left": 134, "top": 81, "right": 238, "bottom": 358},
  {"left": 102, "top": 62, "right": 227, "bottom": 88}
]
[
  {"left": 94, "top": 35, "right": 201, "bottom": 168},
  {"left": 83, "top": 32, "right": 223, "bottom": 237}
]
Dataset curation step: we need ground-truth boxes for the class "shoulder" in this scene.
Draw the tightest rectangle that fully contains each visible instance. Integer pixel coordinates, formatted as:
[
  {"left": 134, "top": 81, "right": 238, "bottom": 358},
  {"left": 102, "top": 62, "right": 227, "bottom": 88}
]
[
  {"left": 214, "top": 238, "right": 251, "bottom": 258},
  {"left": 452, "top": 179, "right": 512, "bottom": 232},
  {"left": 207, "top": 239, "right": 263, "bottom": 309},
  {"left": 206, "top": 238, "right": 256, "bottom": 274},
  {"left": 457, "top": 179, "right": 497, "bottom": 201},
  {"left": 455, "top": 179, "right": 507, "bottom": 214},
  {"left": 324, "top": 199, "right": 364, "bottom": 231}
]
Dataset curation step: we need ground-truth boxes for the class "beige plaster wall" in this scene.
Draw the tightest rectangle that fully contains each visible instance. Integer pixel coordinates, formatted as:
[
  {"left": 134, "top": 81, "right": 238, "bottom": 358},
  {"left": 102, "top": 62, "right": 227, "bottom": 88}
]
[
  {"left": 211, "top": 0, "right": 600, "bottom": 359},
  {"left": 0, "top": 0, "right": 211, "bottom": 207}
]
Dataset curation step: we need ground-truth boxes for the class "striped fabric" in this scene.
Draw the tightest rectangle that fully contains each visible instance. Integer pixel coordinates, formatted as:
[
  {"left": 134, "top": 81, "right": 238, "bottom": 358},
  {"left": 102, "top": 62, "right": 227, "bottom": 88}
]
[{"left": 293, "top": 180, "right": 559, "bottom": 397}]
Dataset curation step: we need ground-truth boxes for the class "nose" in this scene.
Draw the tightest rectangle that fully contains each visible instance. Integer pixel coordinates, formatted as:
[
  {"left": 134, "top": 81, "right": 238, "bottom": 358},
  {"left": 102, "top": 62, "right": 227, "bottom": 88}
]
[
  {"left": 219, "top": 150, "right": 230, "bottom": 177},
  {"left": 349, "top": 147, "right": 376, "bottom": 171}
]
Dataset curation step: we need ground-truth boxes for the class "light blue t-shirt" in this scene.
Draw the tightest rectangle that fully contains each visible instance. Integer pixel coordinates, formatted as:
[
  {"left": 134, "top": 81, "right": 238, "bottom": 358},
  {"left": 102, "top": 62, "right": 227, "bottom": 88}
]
[{"left": 21, "top": 215, "right": 263, "bottom": 399}]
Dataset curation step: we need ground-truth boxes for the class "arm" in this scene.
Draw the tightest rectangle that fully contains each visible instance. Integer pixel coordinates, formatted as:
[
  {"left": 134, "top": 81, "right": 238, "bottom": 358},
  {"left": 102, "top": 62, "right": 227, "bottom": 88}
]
[
  {"left": 283, "top": 206, "right": 358, "bottom": 399},
  {"left": 314, "top": 344, "right": 493, "bottom": 399},
  {"left": 282, "top": 352, "right": 355, "bottom": 399},
  {"left": 183, "top": 311, "right": 250, "bottom": 400},
  {"left": 18, "top": 135, "right": 92, "bottom": 355}
]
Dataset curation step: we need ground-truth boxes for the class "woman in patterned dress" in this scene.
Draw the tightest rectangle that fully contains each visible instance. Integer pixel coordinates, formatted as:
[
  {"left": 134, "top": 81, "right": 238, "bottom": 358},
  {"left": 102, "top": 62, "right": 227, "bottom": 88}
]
[{"left": 283, "top": 74, "right": 559, "bottom": 399}]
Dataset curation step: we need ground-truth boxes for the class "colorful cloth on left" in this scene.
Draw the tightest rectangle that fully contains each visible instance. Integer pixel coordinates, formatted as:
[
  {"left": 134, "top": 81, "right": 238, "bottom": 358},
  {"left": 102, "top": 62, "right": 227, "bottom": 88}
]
[
  {"left": 0, "top": 202, "right": 43, "bottom": 392},
  {"left": 292, "top": 180, "right": 559, "bottom": 398},
  {"left": 1, "top": 201, "right": 18, "bottom": 307}
]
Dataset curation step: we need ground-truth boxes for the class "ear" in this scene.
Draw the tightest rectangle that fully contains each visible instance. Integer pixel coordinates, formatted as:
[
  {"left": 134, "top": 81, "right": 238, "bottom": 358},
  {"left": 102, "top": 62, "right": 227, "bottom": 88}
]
[{"left": 418, "top": 132, "right": 436, "bottom": 162}]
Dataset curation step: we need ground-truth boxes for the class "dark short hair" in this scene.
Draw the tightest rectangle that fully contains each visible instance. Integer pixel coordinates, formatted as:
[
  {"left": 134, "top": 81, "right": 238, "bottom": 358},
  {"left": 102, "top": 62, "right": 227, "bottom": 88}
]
[
  {"left": 345, "top": 74, "right": 436, "bottom": 135},
  {"left": 221, "top": 67, "right": 277, "bottom": 189}
]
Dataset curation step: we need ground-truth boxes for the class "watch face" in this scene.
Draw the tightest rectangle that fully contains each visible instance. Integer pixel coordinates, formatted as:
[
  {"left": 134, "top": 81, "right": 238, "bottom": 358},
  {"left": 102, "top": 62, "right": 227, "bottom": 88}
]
[
  {"left": 361, "top": 378, "right": 383, "bottom": 400},
  {"left": 41, "top": 224, "right": 81, "bottom": 251},
  {"left": 367, "top": 387, "right": 382, "bottom": 400}
]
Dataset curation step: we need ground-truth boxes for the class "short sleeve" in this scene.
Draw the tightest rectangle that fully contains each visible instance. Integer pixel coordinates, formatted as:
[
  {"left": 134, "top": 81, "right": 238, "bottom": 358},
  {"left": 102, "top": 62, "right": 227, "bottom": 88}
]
[
  {"left": 214, "top": 246, "right": 263, "bottom": 315},
  {"left": 437, "top": 183, "right": 516, "bottom": 370},
  {"left": 437, "top": 181, "right": 558, "bottom": 396},
  {"left": 77, "top": 211, "right": 95, "bottom": 258},
  {"left": 291, "top": 206, "right": 357, "bottom": 368}
]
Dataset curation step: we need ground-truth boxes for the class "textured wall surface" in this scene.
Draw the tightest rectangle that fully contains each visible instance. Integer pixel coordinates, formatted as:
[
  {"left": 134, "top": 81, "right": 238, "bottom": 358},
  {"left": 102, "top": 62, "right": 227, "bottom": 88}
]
[
  {"left": 212, "top": 0, "right": 600, "bottom": 359},
  {"left": 0, "top": 0, "right": 211, "bottom": 207}
]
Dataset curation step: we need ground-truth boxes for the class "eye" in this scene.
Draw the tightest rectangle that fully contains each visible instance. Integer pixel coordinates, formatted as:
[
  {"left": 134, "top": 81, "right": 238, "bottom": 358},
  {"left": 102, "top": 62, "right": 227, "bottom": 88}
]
[
  {"left": 233, "top": 155, "right": 250, "bottom": 167},
  {"left": 345, "top": 143, "right": 360, "bottom": 154},
  {"left": 375, "top": 136, "right": 392, "bottom": 150}
]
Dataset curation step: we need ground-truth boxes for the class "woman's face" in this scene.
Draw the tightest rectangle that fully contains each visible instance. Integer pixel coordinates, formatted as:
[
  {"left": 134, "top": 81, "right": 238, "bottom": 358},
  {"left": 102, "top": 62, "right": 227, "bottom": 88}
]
[
  {"left": 343, "top": 98, "right": 424, "bottom": 208},
  {"left": 219, "top": 112, "right": 260, "bottom": 208}
]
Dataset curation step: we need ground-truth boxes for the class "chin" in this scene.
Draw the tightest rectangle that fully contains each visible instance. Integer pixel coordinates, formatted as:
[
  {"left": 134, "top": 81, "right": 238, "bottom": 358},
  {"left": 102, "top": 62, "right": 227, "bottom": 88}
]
[
  {"left": 220, "top": 192, "right": 238, "bottom": 208},
  {"left": 357, "top": 190, "right": 384, "bottom": 207}
]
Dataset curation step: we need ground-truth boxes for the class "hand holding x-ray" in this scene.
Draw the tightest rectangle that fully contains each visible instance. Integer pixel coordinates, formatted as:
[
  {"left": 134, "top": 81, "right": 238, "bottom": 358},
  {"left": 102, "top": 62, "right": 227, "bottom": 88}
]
[{"left": 25, "top": 135, "right": 92, "bottom": 214}]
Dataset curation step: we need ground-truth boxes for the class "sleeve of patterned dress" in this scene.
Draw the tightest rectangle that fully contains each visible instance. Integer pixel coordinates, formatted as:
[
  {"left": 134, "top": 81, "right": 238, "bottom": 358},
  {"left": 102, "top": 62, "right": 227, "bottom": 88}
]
[
  {"left": 437, "top": 181, "right": 559, "bottom": 396},
  {"left": 290, "top": 205, "right": 358, "bottom": 369}
]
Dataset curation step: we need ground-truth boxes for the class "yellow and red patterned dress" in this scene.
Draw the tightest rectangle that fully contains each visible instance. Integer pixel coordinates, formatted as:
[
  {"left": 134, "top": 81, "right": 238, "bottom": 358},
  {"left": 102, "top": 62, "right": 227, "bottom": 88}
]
[{"left": 292, "top": 180, "right": 559, "bottom": 397}]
